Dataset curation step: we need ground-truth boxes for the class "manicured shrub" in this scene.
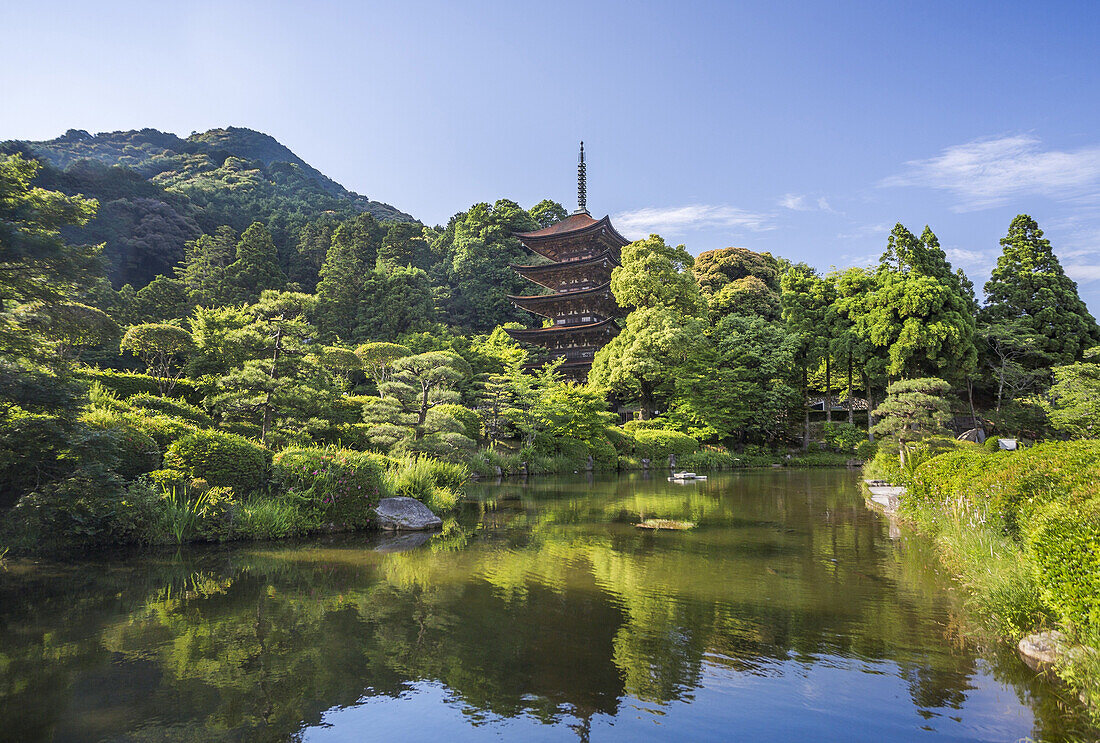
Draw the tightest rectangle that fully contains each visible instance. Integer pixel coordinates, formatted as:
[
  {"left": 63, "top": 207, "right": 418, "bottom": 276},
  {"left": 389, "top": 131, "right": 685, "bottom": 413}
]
[
  {"left": 975, "top": 440, "right": 1100, "bottom": 535},
  {"left": 605, "top": 426, "right": 635, "bottom": 455},
  {"left": 127, "top": 412, "right": 200, "bottom": 450},
  {"left": 272, "top": 447, "right": 388, "bottom": 528},
  {"left": 80, "top": 408, "right": 162, "bottom": 479},
  {"left": 1026, "top": 497, "right": 1100, "bottom": 636},
  {"left": 632, "top": 429, "right": 699, "bottom": 462},
  {"left": 78, "top": 367, "right": 202, "bottom": 404},
  {"left": 623, "top": 418, "right": 670, "bottom": 433},
  {"left": 164, "top": 430, "right": 272, "bottom": 495},
  {"left": 855, "top": 438, "right": 878, "bottom": 461},
  {"left": 127, "top": 393, "right": 212, "bottom": 427},
  {"left": 680, "top": 447, "right": 741, "bottom": 471},
  {"left": 431, "top": 403, "right": 482, "bottom": 442},
  {"left": 906, "top": 449, "right": 993, "bottom": 508}
]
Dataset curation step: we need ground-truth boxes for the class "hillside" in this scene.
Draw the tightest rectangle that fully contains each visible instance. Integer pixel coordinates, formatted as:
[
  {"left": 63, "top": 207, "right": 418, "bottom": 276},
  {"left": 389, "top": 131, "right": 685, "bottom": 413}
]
[{"left": 1, "top": 127, "right": 415, "bottom": 288}]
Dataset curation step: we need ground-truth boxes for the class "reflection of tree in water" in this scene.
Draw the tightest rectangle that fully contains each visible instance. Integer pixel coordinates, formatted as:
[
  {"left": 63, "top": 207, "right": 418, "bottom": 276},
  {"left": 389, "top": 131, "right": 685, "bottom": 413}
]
[{"left": 0, "top": 471, "right": 1094, "bottom": 741}]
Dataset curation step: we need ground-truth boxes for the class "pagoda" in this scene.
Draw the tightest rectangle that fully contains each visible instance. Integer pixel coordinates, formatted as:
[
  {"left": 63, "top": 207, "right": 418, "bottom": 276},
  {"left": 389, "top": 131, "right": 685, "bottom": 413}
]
[{"left": 505, "top": 143, "right": 629, "bottom": 380}]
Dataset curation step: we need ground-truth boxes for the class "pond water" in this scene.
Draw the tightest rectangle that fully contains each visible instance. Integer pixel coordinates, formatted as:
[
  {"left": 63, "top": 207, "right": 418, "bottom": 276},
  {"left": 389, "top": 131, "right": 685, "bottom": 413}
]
[{"left": 0, "top": 469, "right": 1094, "bottom": 742}]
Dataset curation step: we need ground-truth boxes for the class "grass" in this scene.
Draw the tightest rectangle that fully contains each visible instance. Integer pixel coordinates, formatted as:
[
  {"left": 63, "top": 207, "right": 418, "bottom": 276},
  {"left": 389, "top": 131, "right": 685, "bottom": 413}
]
[{"left": 160, "top": 487, "right": 214, "bottom": 545}]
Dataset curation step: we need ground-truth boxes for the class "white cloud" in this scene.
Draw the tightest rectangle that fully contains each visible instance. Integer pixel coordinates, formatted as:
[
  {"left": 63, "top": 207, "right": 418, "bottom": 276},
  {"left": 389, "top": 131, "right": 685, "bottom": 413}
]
[
  {"left": 881, "top": 135, "right": 1100, "bottom": 212},
  {"left": 1066, "top": 264, "right": 1100, "bottom": 282},
  {"left": 945, "top": 248, "right": 994, "bottom": 266},
  {"left": 613, "top": 204, "right": 774, "bottom": 240},
  {"left": 779, "top": 193, "right": 834, "bottom": 212}
]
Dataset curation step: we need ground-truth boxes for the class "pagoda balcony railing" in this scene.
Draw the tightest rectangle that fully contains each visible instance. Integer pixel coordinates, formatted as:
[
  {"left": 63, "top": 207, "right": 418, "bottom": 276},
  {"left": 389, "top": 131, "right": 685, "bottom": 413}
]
[{"left": 553, "top": 315, "right": 605, "bottom": 327}]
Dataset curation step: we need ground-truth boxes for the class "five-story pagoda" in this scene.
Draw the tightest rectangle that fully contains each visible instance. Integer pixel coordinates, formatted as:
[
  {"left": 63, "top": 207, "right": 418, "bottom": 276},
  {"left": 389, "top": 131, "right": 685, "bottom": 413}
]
[{"left": 505, "top": 143, "right": 628, "bottom": 380}]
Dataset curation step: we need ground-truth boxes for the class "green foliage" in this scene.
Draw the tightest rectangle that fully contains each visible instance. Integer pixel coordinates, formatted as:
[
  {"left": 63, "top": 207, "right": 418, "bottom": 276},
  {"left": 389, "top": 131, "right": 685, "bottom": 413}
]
[
  {"left": 13, "top": 300, "right": 118, "bottom": 363},
  {"left": 164, "top": 429, "right": 272, "bottom": 495},
  {"left": 872, "top": 377, "right": 953, "bottom": 467},
  {"left": 126, "top": 393, "right": 212, "bottom": 426},
  {"left": 78, "top": 367, "right": 202, "bottom": 403},
  {"left": 693, "top": 247, "right": 781, "bottom": 321},
  {"left": 821, "top": 421, "right": 866, "bottom": 453},
  {"left": 631, "top": 429, "right": 700, "bottom": 461},
  {"left": 119, "top": 323, "right": 195, "bottom": 394},
  {"left": 385, "top": 455, "right": 468, "bottom": 513},
  {"left": 1040, "top": 350, "right": 1100, "bottom": 438},
  {"left": 982, "top": 214, "right": 1100, "bottom": 366},
  {"left": 430, "top": 403, "right": 481, "bottom": 442},
  {"left": 272, "top": 447, "right": 388, "bottom": 528},
  {"left": 224, "top": 222, "right": 285, "bottom": 304},
  {"left": 1027, "top": 498, "right": 1100, "bottom": 636},
  {"left": 80, "top": 408, "right": 161, "bottom": 479}
]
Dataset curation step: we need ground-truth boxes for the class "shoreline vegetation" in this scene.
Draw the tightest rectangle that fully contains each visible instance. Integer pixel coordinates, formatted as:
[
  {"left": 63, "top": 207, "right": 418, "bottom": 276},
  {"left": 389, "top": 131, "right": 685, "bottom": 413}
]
[
  {"left": 3, "top": 134, "right": 1100, "bottom": 725},
  {"left": 864, "top": 439, "right": 1100, "bottom": 716}
]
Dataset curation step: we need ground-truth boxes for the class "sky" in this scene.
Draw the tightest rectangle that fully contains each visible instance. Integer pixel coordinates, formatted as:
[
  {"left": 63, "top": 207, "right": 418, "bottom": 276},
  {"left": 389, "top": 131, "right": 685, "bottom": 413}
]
[{"left": 4, "top": 0, "right": 1100, "bottom": 310}]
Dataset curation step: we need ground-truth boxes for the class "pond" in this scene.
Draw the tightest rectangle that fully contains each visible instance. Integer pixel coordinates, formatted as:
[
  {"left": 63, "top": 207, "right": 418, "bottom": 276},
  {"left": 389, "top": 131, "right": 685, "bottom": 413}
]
[{"left": 0, "top": 469, "right": 1093, "bottom": 742}]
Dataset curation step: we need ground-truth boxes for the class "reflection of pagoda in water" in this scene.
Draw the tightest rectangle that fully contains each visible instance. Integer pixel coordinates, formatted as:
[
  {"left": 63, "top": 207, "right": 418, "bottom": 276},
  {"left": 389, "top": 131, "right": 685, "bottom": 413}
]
[{"left": 505, "top": 143, "right": 628, "bottom": 380}]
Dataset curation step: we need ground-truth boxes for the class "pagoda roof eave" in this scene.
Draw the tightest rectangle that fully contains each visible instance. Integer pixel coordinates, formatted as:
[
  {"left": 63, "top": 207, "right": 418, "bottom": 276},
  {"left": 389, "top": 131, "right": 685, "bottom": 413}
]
[
  {"left": 505, "top": 282, "right": 614, "bottom": 304},
  {"left": 503, "top": 318, "right": 619, "bottom": 340},
  {"left": 516, "top": 214, "right": 630, "bottom": 247},
  {"left": 509, "top": 250, "right": 620, "bottom": 274}
]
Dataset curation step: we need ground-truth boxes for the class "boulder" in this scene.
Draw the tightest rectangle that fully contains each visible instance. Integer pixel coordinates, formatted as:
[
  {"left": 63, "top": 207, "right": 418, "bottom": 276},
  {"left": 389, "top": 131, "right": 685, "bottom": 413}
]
[{"left": 374, "top": 497, "right": 443, "bottom": 531}]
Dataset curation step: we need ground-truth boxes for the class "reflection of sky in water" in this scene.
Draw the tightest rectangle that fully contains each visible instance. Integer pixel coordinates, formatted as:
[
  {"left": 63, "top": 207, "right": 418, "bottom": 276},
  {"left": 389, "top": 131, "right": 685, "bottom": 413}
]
[
  {"left": 0, "top": 470, "right": 1092, "bottom": 742},
  {"left": 307, "top": 656, "right": 1033, "bottom": 743}
]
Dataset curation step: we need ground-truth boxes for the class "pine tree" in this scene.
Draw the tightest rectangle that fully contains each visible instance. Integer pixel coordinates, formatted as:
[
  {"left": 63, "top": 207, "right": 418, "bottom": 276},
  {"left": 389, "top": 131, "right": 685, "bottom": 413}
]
[
  {"left": 315, "top": 214, "right": 383, "bottom": 340},
  {"left": 177, "top": 226, "right": 236, "bottom": 306},
  {"left": 224, "top": 222, "right": 285, "bottom": 304},
  {"left": 982, "top": 214, "right": 1099, "bottom": 365}
]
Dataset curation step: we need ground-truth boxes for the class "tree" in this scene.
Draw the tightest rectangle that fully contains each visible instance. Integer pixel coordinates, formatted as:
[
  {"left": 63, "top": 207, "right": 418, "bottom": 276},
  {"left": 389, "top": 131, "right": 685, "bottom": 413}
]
[
  {"left": 356, "top": 265, "right": 436, "bottom": 341},
  {"left": 871, "top": 377, "right": 953, "bottom": 467},
  {"left": 210, "top": 291, "right": 335, "bottom": 445},
  {"left": 378, "top": 222, "right": 431, "bottom": 270},
  {"left": 439, "top": 200, "right": 538, "bottom": 331},
  {"left": 528, "top": 199, "right": 567, "bottom": 228},
  {"left": 0, "top": 154, "right": 100, "bottom": 349},
  {"left": 13, "top": 301, "right": 117, "bottom": 364},
  {"left": 224, "top": 222, "right": 285, "bottom": 304},
  {"left": 355, "top": 342, "right": 411, "bottom": 387},
  {"left": 852, "top": 224, "right": 977, "bottom": 382},
  {"left": 120, "top": 323, "right": 195, "bottom": 394},
  {"left": 1038, "top": 348, "right": 1100, "bottom": 439},
  {"left": 315, "top": 213, "right": 383, "bottom": 339},
  {"left": 289, "top": 214, "right": 339, "bottom": 291},
  {"left": 669, "top": 313, "right": 800, "bottom": 445},
  {"left": 983, "top": 214, "right": 1099, "bottom": 366},
  {"left": 781, "top": 263, "right": 832, "bottom": 448},
  {"left": 176, "top": 226, "right": 236, "bottom": 306},
  {"left": 610, "top": 235, "right": 703, "bottom": 316},
  {"left": 693, "top": 247, "right": 782, "bottom": 321},
  {"left": 593, "top": 235, "right": 706, "bottom": 419},
  {"left": 128, "top": 275, "right": 192, "bottom": 323},
  {"left": 367, "top": 351, "right": 471, "bottom": 453},
  {"left": 980, "top": 320, "right": 1051, "bottom": 412}
]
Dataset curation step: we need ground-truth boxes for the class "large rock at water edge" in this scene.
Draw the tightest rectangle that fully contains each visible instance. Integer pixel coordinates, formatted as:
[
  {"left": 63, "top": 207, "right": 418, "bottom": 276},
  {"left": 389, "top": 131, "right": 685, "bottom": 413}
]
[{"left": 374, "top": 497, "right": 442, "bottom": 531}]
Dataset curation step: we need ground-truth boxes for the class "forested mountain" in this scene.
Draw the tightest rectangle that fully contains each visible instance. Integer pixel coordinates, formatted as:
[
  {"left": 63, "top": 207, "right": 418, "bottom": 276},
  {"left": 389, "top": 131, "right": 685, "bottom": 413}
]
[{"left": 0, "top": 127, "right": 414, "bottom": 288}]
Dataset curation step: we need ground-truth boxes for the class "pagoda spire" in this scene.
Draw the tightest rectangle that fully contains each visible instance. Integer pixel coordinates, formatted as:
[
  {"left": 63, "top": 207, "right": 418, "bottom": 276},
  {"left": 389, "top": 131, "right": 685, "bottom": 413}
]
[{"left": 576, "top": 141, "right": 588, "bottom": 214}]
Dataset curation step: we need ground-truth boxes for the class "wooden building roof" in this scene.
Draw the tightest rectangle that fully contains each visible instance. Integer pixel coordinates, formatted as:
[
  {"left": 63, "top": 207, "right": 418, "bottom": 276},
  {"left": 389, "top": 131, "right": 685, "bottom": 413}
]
[
  {"left": 507, "top": 282, "right": 620, "bottom": 319},
  {"left": 510, "top": 251, "right": 619, "bottom": 289},
  {"left": 516, "top": 214, "right": 630, "bottom": 263}
]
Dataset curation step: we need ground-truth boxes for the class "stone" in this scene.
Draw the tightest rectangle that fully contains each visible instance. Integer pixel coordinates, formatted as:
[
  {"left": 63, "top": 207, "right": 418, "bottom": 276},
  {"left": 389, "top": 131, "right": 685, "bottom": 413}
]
[
  {"left": 1018, "top": 630, "right": 1064, "bottom": 672},
  {"left": 373, "top": 497, "right": 442, "bottom": 531}
]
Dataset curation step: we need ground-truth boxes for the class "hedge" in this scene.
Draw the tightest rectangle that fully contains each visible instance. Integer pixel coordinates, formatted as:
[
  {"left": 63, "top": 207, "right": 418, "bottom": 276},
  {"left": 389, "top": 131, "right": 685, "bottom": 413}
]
[
  {"left": 272, "top": 447, "right": 388, "bottom": 528},
  {"left": 127, "top": 393, "right": 212, "bottom": 427},
  {"left": 431, "top": 403, "right": 482, "bottom": 442},
  {"left": 1026, "top": 497, "right": 1100, "bottom": 635},
  {"left": 80, "top": 409, "right": 162, "bottom": 479},
  {"left": 78, "top": 367, "right": 202, "bottom": 404},
  {"left": 631, "top": 429, "right": 699, "bottom": 462},
  {"left": 164, "top": 430, "right": 272, "bottom": 495}
]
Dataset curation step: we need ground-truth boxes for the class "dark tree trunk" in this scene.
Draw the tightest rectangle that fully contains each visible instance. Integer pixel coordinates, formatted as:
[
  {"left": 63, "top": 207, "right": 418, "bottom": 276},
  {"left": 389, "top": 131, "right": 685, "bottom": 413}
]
[
  {"left": 847, "top": 351, "right": 854, "bottom": 425},
  {"left": 261, "top": 325, "right": 284, "bottom": 446},
  {"left": 802, "top": 366, "right": 810, "bottom": 451},
  {"left": 825, "top": 354, "right": 832, "bottom": 423}
]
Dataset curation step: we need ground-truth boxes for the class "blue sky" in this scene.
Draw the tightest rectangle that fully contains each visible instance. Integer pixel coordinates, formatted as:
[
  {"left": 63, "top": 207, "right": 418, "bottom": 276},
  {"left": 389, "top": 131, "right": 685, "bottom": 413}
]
[{"left": 4, "top": 1, "right": 1100, "bottom": 310}]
